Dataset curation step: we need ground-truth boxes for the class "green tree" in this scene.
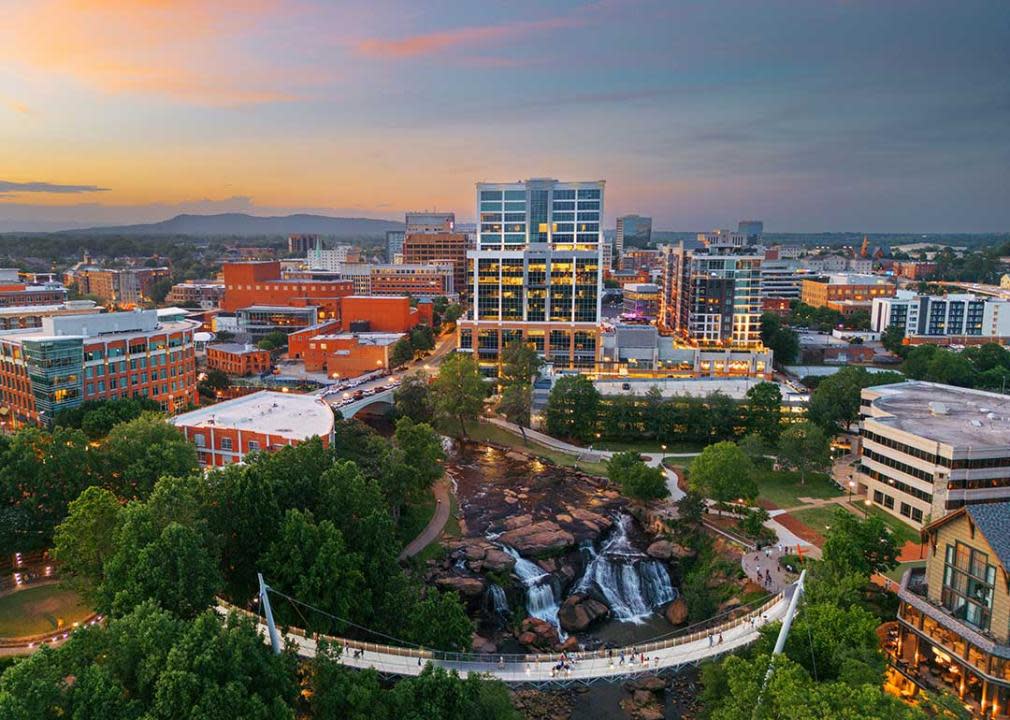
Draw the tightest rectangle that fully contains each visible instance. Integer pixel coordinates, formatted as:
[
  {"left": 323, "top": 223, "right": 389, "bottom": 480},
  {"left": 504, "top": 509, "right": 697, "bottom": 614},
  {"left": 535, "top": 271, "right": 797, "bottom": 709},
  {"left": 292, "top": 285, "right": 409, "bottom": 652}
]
[
  {"left": 607, "top": 451, "right": 668, "bottom": 501},
  {"left": 807, "top": 367, "right": 903, "bottom": 433},
  {"left": 101, "top": 413, "right": 198, "bottom": 499},
  {"left": 389, "top": 665, "right": 518, "bottom": 720},
  {"left": 820, "top": 508, "right": 899, "bottom": 576},
  {"left": 0, "top": 426, "right": 98, "bottom": 551},
  {"left": 497, "top": 382, "right": 533, "bottom": 441},
  {"left": 394, "top": 416, "right": 445, "bottom": 501},
  {"left": 499, "top": 340, "right": 543, "bottom": 386},
  {"left": 394, "top": 371, "right": 434, "bottom": 423},
  {"left": 54, "top": 397, "right": 161, "bottom": 439},
  {"left": 544, "top": 374, "right": 601, "bottom": 443},
  {"left": 390, "top": 336, "right": 415, "bottom": 367},
  {"left": 688, "top": 441, "right": 757, "bottom": 503},
  {"left": 52, "top": 486, "right": 123, "bottom": 604},
  {"left": 880, "top": 323, "right": 907, "bottom": 356},
  {"left": 441, "top": 303, "right": 463, "bottom": 326},
  {"left": 260, "top": 509, "right": 365, "bottom": 635},
  {"left": 777, "top": 421, "right": 830, "bottom": 485},
  {"left": 925, "top": 350, "right": 976, "bottom": 387},
  {"left": 410, "top": 325, "right": 436, "bottom": 354},
  {"left": 745, "top": 382, "right": 783, "bottom": 444},
  {"left": 197, "top": 368, "right": 230, "bottom": 398},
  {"left": 738, "top": 432, "right": 769, "bottom": 464},
  {"left": 676, "top": 490, "right": 706, "bottom": 526},
  {"left": 256, "top": 330, "right": 288, "bottom": 351},
  {"left": 405, "top": 589, "right": 473, "bottom": 652},
  {"left": 431, "top": 353, "right": 485, "bottom": 441},
  {"left": 308, "top": 643, "right": 390, "bottom": 720},
  {"left": 110, "top": 522, "right": 221, "bottom": 619},
  {"left": 760, "top": 312, "right": 800, "bottom": 364}
]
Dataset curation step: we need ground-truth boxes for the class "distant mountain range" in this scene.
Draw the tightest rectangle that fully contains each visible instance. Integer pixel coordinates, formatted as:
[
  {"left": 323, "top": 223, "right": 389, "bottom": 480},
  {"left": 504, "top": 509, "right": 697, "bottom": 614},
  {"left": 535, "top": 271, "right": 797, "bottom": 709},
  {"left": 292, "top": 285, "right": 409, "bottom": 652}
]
[{"left": 56, "top": 213, "right": 404, "bottom": 237}]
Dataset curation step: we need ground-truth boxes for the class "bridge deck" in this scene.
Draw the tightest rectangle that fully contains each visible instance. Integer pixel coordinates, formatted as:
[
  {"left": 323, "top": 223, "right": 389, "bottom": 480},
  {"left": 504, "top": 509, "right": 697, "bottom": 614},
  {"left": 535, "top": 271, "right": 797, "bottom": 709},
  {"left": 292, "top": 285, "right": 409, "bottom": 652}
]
[{"left": 222, "top": 586, "right": 791, "bottom": 684}]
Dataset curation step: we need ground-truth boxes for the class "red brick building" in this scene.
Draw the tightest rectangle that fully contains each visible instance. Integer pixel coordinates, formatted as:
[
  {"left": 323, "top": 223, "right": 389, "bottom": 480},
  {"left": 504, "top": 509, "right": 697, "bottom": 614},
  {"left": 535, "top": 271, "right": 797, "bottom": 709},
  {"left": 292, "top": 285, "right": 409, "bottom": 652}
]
[
  {"left": 206, "top": 343, "right": 272, "bottom": 376},
  {"left": 221, "top": 261, "right": 353, "bottom": 319},
  {"left": 0, "top": 310, "right": 199, "bottom": 428},
  {"left": 170, "top": 390, "right": 335, "bottom": 466}
]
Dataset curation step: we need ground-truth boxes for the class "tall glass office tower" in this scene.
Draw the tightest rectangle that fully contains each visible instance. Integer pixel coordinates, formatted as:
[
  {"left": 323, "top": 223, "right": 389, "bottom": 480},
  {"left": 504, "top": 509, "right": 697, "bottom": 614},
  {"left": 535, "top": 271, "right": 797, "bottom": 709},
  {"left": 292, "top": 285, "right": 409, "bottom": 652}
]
[{"left": 458, "top": 178, "right": 605, "bottom": 374}]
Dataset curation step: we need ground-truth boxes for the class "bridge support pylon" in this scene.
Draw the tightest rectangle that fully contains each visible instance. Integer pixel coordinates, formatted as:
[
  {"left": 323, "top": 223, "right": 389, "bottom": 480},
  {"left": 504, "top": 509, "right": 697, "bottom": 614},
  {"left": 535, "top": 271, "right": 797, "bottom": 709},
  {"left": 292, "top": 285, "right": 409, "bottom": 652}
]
[{"left": 258, "top": 572, "right": 282, "bottom": 655}]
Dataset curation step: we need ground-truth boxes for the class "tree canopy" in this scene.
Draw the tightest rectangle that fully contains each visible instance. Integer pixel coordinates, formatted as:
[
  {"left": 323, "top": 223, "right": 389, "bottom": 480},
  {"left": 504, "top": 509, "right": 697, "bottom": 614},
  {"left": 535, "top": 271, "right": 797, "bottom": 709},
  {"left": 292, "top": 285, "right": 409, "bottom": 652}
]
[
  {"left": 431, "top": 353, "right": 485, "bottom": 440},
  {"left": 688, "top": 441, "right": 757, "bottom": 503},
  {"left": 544, "top": 374, "right": 601, "bottom": 443}
]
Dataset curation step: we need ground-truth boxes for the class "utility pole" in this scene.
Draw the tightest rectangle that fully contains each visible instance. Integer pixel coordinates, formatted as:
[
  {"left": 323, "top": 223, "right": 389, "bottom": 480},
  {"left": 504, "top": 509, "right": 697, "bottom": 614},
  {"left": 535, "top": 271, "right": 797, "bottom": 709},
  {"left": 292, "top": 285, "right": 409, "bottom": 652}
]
[
  {"left": 258, "top": 572, "right": 282, "bottom": 655},
  {"left": 752, "top": 570, "right": 806, "bottom": 720}
]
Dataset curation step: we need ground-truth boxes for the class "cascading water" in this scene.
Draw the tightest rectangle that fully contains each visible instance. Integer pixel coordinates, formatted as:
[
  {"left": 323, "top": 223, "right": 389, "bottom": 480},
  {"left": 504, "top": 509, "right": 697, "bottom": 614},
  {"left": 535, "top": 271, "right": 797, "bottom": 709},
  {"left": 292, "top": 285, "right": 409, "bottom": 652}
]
[
  {"left": 501, "top": 546, "right": 565, "bottom": 637},
  {"left": 573, "top": 514, "right": 677, "bottom": 624},
  {"left": 485, "top": 583, "right": 510, "bottom": 619}
]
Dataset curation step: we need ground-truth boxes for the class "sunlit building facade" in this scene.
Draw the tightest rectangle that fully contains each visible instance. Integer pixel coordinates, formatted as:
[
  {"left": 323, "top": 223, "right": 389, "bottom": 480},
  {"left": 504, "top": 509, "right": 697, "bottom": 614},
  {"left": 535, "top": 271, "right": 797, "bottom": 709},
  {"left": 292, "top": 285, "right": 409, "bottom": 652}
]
[{"left": 458, "top": 178, "right": 605, "bottom": 374}]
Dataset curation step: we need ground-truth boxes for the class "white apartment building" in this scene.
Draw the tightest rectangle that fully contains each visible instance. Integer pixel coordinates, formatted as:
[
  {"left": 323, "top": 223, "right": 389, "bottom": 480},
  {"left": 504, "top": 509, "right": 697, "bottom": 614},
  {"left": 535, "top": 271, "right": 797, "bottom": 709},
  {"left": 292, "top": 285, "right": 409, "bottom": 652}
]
[
  {"left": 306, "top": 245, "right": 360, "bottom": 271},
  {"left": 872, "top": 290, "right": 1010, "bottom": 339},
  {"left": 857, "top": 381, "right": 1010, "bottom": 528}
]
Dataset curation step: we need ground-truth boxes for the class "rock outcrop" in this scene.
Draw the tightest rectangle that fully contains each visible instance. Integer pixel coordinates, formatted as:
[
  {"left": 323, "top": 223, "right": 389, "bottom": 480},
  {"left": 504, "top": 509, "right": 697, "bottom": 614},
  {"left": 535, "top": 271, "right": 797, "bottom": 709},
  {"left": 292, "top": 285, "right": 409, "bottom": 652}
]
[
  {"left": 558, "top": 594, "right": 610, "bottom": 633},
  {"left": 665, "top": 596, "right": 688, "bottom": 625},
  {"left": 434, "top": 576, "right": 485, "bottom": 598},
  {"left": 499, "top": 520, "right": 575, "bottom": 556},
  {"left": 517, "top": 617, "right": 560, "bottom": 650}
]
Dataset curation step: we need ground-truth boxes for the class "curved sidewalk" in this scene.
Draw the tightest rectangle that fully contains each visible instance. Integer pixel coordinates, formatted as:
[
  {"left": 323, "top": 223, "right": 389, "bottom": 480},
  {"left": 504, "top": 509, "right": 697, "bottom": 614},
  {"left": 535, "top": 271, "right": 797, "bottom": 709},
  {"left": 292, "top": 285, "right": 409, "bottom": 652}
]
[{"left": 398, "top": 478, "right": 451, "bottom": 561}]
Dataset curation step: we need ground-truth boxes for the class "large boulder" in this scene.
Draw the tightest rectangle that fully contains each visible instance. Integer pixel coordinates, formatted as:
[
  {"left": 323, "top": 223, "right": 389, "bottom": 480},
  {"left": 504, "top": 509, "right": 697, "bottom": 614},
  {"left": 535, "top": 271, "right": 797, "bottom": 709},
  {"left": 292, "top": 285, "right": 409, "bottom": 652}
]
[
  {"left": 502, "top": 513, "right": 533, "bottom": 531},
  {"left": 471, "top": 635, "right": 497, "bottom": 654},
  {"left": 482, "top": 548, "right": 516, "bottom": 573},
  {"left": 435, "top": 576, "right": 485, "bottom": 598},
  {"left": 499, "top": 520, "right": 575, "bottom": 556},
  {"left": 519, "top": 617, "right": 560, "bottom": 649},
  {"left": 665, "top": 596, "right": 688, "bottom": 625},
  {"left": 646, "top": 540, "right": 675, "bottom": 560},
  {"left": 558, "top": 594, "right": 610, "bottom": 633}
]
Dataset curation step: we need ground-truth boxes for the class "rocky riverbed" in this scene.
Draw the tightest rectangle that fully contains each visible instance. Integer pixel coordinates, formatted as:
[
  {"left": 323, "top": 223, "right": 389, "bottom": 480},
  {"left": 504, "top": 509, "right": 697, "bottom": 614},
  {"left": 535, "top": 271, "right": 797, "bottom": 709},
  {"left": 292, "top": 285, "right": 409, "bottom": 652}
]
[{"left": 426, "top": 445, "right": 694, "bottom": 653}]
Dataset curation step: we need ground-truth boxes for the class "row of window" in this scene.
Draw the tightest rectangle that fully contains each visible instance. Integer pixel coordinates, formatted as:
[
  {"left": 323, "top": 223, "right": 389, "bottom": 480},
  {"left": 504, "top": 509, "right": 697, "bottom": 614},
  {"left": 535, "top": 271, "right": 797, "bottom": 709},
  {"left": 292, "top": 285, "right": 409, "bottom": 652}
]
[{"left": 861, "top": 465, "right": 933, "bottom": 503}]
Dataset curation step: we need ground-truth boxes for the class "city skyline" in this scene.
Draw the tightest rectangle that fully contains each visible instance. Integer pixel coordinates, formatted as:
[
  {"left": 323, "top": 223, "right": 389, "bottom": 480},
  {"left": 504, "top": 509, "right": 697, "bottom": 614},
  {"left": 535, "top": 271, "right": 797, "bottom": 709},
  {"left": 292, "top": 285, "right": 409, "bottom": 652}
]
[{"left": 1, "top": 0, "right": 1008, "bottom": 233}]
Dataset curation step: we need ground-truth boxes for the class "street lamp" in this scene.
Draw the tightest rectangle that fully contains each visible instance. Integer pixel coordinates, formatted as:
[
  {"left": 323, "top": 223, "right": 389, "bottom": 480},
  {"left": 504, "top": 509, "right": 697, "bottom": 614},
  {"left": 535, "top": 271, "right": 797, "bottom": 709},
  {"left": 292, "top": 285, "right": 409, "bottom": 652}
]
[{"left": 661, "top": 443, "right": 667, "bottom": 463}]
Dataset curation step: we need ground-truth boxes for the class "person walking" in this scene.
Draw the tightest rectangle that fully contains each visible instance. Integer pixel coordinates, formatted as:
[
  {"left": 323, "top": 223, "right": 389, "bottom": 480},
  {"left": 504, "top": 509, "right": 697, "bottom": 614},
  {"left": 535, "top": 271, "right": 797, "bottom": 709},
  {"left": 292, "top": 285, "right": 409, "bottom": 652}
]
[
  {"left": 718, "top": 633, "right": 724, "bottom": 645},
  {"left": 708, "top": 633, "right": 713, "bottom": 647},
  {"left": 619, "top": 652, "right": 625, "bottom": 666}
]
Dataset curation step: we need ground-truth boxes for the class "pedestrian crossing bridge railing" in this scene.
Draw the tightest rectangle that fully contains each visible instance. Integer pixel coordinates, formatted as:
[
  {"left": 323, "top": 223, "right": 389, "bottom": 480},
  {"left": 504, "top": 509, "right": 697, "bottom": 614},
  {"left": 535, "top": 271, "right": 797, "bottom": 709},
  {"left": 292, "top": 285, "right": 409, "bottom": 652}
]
[{"left": 215, "top": 584, "right": 792, "bottom": 685}]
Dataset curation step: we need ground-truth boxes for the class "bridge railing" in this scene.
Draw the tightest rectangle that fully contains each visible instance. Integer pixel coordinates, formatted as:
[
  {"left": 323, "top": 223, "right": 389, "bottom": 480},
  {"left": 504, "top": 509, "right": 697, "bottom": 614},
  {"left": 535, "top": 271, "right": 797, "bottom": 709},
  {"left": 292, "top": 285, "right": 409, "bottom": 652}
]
[{"left": 217, "top": 588, "right": 785, "bottom": 669}]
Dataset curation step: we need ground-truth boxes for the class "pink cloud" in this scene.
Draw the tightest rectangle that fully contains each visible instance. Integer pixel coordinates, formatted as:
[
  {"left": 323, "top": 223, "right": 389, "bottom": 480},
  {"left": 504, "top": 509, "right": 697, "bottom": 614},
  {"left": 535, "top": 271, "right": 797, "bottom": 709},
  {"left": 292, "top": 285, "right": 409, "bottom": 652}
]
[{"left": 356, "top": 16, "right": 583, "bottom": 59}]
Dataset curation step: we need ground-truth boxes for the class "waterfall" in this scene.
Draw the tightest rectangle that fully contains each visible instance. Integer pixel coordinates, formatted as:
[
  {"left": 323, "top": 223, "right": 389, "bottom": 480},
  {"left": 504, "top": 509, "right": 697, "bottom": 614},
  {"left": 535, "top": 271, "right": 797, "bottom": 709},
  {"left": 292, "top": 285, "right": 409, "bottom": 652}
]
[
  {"left": 486, "top": 583, "right": 510, "bottom": 619},
  {"left": 573, "top": 513, "right": 677, "bottom": 624},
  {"left": 501, "top": 546, "right": 565, "bottom": 637}
]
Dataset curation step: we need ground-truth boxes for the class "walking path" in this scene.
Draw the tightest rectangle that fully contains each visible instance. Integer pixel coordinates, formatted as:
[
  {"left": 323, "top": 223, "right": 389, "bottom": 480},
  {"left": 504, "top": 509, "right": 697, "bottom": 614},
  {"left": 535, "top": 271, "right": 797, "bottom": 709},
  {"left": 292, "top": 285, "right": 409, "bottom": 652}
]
[
  {"left": 398, "top": 478, "right": 452, "bottom": 561},
  {"left": 223, "top": 587, "right": 792, "bottom": 684},
  {"left": 485, "top": 418, "right": 685, "bottom": 502},
  {"left": 741, "top": 546, "right": 796, "bottom": 594}
]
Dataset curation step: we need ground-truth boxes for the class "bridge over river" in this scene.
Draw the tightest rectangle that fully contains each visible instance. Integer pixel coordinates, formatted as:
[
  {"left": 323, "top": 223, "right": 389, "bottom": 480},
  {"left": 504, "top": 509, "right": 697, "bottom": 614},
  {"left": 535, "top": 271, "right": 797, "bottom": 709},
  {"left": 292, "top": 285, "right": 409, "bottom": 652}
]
[{"left": 219, "top": 581, "right": 794, "bottom": 687}]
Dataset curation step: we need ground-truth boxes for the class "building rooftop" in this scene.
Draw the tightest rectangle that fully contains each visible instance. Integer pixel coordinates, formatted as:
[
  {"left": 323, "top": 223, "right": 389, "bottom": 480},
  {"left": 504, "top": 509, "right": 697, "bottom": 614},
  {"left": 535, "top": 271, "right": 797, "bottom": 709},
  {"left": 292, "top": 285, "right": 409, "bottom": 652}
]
[
  {"left": 864, "top": 381, "right": 1010, "bottom": 449},
  {"left": 239, "top": 305, "right": 319, "bottom": 313},
  {"left": 965, "top": 502, "right": 1010, "bottom": 571},
  {"left": 208, "top": 343, "right": 266, "bottom": 355},
  {"left": 312, "top": 332, "right": 404, "bottom": 345},
  {"left": 170, "top": 390, "right": 334, "bottom": 442},
  {"left": 817, "top": 273, "right": 893, "bottom": 285}
]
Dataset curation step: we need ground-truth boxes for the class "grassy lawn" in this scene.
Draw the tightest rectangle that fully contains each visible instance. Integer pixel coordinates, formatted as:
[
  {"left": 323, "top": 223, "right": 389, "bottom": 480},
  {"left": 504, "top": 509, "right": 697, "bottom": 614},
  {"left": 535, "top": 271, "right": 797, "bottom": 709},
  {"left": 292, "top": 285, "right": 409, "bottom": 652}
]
[
  {"left": 789, "top": 506, "right": 844, "bottom": 537},
  {"left": 0, "top": 584, "right": 92, "bottom": 638},
  {"left": 789, "top": 502, "right": 920, "bottom": 547},
  {"left": 594, "top": 440, "right": 704, "bottom": 455},
  {"left": 465, "top": 423, "right": 610, "bottom": 476},
  {"left": 397, "top": 491, "right": 437, "bottom": 548},
  {"left": 846, "top": 501, "right": 921, "bottom": 546},
  {"left": 753, "top": 469, "right": 842, "bottom": 509}
]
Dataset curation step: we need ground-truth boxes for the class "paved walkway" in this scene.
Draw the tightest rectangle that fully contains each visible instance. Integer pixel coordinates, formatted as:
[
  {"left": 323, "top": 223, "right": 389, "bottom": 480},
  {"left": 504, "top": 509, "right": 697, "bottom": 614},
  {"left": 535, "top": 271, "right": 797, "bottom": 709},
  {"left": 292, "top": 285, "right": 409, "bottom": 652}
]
[
  {"left": 741, "top": 546, "right": 798, "bottom": 594},
  {"left": 398, "top": 478, "right": 452, "bottom": 561},
  {"left": 224, "top": 588, "right": 792, "bottom": 683}
]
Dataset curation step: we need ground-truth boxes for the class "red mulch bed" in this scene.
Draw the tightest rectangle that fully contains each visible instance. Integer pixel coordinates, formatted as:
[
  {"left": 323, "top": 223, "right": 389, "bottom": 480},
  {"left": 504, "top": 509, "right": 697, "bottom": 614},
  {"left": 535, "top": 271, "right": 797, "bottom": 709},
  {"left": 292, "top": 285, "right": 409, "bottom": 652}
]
[
  {"left": 755, "top": 498, "right": 778, "bottom": 511},
  {"left": 777, "top": 513, "right": 826, "bottom": 547},
  {"left": 896, "top": 541, "right": 927, "bottom": 563}
]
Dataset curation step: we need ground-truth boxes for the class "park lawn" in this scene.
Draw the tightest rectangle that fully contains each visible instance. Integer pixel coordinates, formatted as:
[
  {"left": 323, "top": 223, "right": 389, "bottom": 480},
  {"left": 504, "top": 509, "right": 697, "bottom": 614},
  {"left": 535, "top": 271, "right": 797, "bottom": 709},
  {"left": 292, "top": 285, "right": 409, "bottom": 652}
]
[
  {"left": 846, "top": 501, "right": 921, "bottom": 546},
  {"left": 397, "top": 491, "right": 437, "bottom": 548},
  {"left": 789, "top": 506, "right": 845, "bottom": 538},
  {"left": 0, "top": 584, "right": 92, "bottom": 638},
  {"left": 753, "top": 469, "right": 842, "bottom": 509},
  {"left": 464, "top": 423, "right": 610, "bottom": 476}
]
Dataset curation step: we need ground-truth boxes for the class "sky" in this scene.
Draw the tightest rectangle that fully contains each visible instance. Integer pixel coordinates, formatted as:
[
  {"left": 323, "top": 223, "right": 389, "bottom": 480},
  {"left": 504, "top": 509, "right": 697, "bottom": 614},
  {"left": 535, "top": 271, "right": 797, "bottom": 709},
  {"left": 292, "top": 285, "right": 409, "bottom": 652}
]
[{"left": 0, "top": 0, "right": 1008, "bottom": 233}]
